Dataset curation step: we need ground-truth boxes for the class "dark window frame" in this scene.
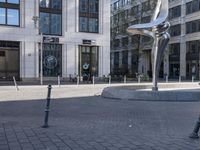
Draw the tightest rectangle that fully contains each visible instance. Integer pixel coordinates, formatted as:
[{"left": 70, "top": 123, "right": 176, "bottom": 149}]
[
  {"left": 186, "top": 19, "right": 200, "bottom": 34},
  {"left": 0, "top": 0, "right": 20, "bottom": 27},
  {"left": 79, "top": 0, "right": 99, "bottom": 33},
  {"left": 169, "top": 43, "right": 180, "bottom": 55},
  {"left": 169, "top": 5, "right": 181, "bottom": 20},
  {"left": 186, "top": 0, "right": 200, "bottom": 15},
  {"left": 170, "top": 24, "right": 181, "bottom": 36},
  {"left": 186, "top": 40, "right": 200, "bottom": 54},
  {"left": 39, "top": 0, "right": 62, "bottom": 36}
]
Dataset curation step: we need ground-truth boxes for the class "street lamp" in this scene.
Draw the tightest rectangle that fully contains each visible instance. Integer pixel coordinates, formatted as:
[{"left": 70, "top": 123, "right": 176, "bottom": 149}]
[{"left": 32, "top": 16, "right": 43, "bottom": 85}]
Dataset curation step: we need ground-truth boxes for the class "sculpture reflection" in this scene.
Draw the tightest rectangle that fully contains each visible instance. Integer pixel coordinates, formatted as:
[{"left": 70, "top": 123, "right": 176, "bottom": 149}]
[{"left": 127, "top": 0, "right": 170, "bottom": 91}]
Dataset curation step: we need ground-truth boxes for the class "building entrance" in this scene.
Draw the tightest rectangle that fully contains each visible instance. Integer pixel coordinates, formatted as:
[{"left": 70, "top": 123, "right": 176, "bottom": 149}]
[
  {"left": 0, "top": 49, "right": 19, "bottom": 80},
  {"left": 40, "top": 43, "right": 62, "bottom": 77},
  {"left": 79, "top": 46, "right": 99, "bottom": 81},
  {"left": 0, "top": 41, "right": 20, "bottom": 81}
]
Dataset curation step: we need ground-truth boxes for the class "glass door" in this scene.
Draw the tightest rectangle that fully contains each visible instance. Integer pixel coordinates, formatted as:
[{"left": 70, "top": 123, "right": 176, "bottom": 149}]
[
  {"left": 41, "top": 43, "right": 62, "bottom": 77},
  {"left": 79, "top": 46, "right": 99, "bottom": 81}
]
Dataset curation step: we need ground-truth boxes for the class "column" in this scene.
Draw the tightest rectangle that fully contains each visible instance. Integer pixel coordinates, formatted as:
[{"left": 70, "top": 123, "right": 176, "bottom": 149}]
[
  {"left": 164, "top": 49, "right": 169, "bottom": 76},
  {"left": 128, "top": 50, "right": 132, "bottom": 75},
  {"left": 180, "top": 42, "right": 186, "bottom": 78},
  {"left": 62, "top": 44, "right": 67, "bottom": 78},
  {"left": 102, "top": 46, "right": 110, "bottom": 76},
  {"left": 180, "top": 0, "right": 186, "bottom": 79},
  {"left": 24, "top": 42, "right": 35, "bottom": 78},
  {"left": 66, "top": 44, "right": 77, "bottom": 77}
]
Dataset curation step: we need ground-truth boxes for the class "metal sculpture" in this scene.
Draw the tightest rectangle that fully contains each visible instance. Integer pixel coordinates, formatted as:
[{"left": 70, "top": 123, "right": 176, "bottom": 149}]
[{"left": 127, "top": 0, "right": 170, "bottom": 91}]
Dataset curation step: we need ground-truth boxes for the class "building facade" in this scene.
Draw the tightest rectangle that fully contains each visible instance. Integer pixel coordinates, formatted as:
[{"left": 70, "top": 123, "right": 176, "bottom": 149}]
[
  {"left": 111, "top": 0, "right": 200, "bottom": 80},
  {"left": 0, "top": 0, "right": 110, "bottom": 81},
  {"left": 110, "top": 0, "right": 156, "bottom": 78}
]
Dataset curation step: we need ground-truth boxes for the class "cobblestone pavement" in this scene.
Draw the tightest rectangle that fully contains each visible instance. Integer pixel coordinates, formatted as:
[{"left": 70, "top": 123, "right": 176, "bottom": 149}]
[{"left": 0, "top": 96, "right": 200, "bottom": 149}]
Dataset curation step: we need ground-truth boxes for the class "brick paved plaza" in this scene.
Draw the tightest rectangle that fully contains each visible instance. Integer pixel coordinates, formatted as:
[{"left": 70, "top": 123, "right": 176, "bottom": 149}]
[{"left": 0, "top": 84, "right": 200, "bottom": 150}]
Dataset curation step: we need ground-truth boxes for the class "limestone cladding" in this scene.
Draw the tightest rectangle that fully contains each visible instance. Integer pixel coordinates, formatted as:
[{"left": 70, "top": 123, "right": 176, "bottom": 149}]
[{"left": 0, "top": 0, "right": 110, "bottom": 80}]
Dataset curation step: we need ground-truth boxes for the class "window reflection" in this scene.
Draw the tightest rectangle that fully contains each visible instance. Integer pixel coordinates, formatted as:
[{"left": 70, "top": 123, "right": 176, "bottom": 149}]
[
  {"left": 79, "top": 0, "right": 99, "bottom": 33},
  {"left": 51, "top": 14, "right": 61, "bottom": 35},
  {"left": 7, "top": 9, "right": 19, "bottom": 25},
  {"left": 40, "top": 0, "right": 61, "bottom": 9},
  {"left": 40, "top": 0, "right": 50, "bottom": 8},
  {"left": 0, "top": 8, "right": 6, "bottom": 24},
  {"left": 89, "top": 18, "right": 98, "bottom": 32},
  {"left": 40, "top": 12, "right": 61, "bottom": 35},
  {"left": 40, "top": 12, "right": 50, "bottom": 34},
  {"left": 7, "top": 0, "right": 19, "bottom": 4},
  {"left": 40, "top": 0, "right": 62, "bottom": 35},
  {"left": 51, "top": 0, "right": 61, "bottom": 9},
  {"left": 0, "top": 1, "right": 20, "bottom": 26},
  {"left": 80, "top": 17, "right": 88, "bottom": 32},
  {"left": 79, "top": 0, "right": 88, "bottom": 12}
]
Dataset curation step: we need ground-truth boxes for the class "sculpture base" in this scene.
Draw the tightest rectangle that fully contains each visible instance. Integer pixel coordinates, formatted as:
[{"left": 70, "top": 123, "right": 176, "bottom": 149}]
[{"left": 101, "top": 83, "right": 200, "bottom": 101}]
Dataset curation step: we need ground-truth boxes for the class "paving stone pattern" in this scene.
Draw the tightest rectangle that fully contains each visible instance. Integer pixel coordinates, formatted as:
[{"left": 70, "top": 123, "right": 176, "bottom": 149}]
[{"left": 0, "top": 96, "right": 200, "bottom": 149}]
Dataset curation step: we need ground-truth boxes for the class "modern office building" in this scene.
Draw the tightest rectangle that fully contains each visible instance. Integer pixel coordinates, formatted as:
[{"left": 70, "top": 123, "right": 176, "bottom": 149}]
[
  {"left": 0, "top": 0, "right": 110, "bottom": 81},
  {"left": 111, "top": 0, "right": 200, "bottom": 80}
]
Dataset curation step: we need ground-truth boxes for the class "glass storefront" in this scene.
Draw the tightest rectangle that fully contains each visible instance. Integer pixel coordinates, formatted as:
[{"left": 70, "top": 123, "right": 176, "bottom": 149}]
[
  {"left": 40, "top": 43, "right": 62, "bottom": 77},
  {"left": 0, "top": 41, "right": 20, "bottom": 80},
  {"left": 79, "top": 46, "right": 99, "bottom": 80}
]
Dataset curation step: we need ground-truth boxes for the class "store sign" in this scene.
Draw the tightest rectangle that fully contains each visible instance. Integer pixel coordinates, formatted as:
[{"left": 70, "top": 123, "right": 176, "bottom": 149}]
[
  {"left": 43, "top": 37, "right": 59, "bottom": 44},
  {"left": 83, "top": 63, "right": 90, "bottom": 70},
  {"left": 82, "top": 39, "right": 96, "bottom": 45},
  {"left": 83, "top": 40, "right": 92, "bottom": 45}
]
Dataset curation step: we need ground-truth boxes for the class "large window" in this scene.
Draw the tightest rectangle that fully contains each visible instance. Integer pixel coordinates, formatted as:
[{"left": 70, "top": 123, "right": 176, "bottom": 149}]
[
  {"left": 113, "top": 1, "right": 119, "bottom": 11},
  {"left": 39, "top": 0, "right": 62, "bottom": 35},
  {"left": 169, "top": 43, "right": 180, "bottom": 55},
  {"left": 170, "top": 24, "right": 181, "bottom": 36},
  {"left": 169, "top": 5, "right": 181, "bottom": 20},
  {"left": 114, "top": 52, "right": 119, "bottom": 68},
  {"left": 122, "top": 37, "right": 128, "bottom": 47},
  {"left": 122, "top": 51, "right": 128, "bottom": 74},
  {"left": 113, "top": 39, "right": 120, "bottom": 48},
  {"left": 186, "top": 19, "right": 200, "bottom": 34},
  {"left": 186, "top": 40, "right": 200, "bottom": 55},
  {"left": 0, "top": 0, "right": 20, "bottom": 26},
  {"left": 130, "top": 5, "right": 139, "bottom": 16},
  {"left": 79, "top": 0, "right": 99, "bottom": 33},
  {"left": 142, "top": 0, "right": 151, "bottom": 12},
  {"left": 186, "top": 0, "right": 200, "bottom": 15}
]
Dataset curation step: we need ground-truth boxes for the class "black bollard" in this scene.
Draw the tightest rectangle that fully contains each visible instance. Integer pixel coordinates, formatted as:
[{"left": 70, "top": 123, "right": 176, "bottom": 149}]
[
  {"left": 189, "top": 115, "right": 200, "bottom": 139},
  {"left": 42, "top": 84, "right": 52, "bottom": 128}
]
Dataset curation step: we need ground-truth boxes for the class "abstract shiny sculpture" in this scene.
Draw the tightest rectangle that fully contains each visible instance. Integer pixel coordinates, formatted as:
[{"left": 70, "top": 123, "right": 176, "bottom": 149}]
[{"left": 127, "top": 0, "right": 170, "bottom": 91}]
